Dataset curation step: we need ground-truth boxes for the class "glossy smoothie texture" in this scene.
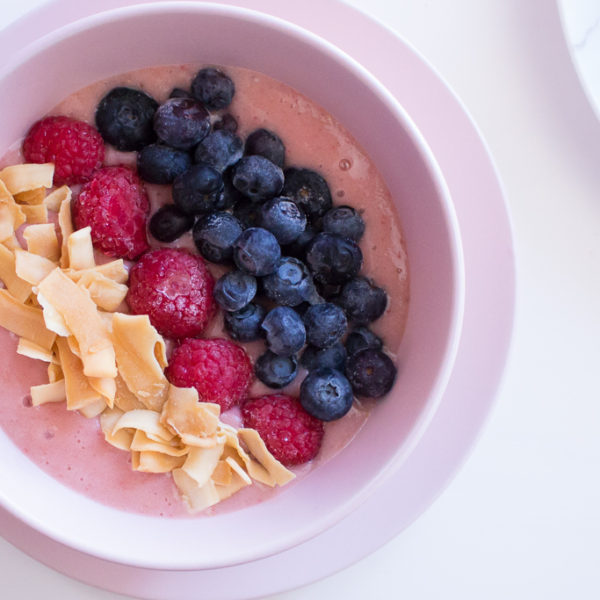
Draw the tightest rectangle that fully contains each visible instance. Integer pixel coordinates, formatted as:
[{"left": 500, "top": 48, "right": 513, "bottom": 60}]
[{"left": 0, "top": 64, "right": 409, "bottom": 517}]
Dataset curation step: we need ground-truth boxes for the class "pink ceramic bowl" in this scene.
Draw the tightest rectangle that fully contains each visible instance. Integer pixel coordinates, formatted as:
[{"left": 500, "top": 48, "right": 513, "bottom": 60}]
[{"left": 0, "top": 2, "right": 464, "bottom": 570}]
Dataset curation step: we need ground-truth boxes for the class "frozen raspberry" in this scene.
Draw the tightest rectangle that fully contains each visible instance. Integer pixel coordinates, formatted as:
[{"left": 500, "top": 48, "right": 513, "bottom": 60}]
[
  {"left": 127, "top": 248, "right": 216, "bottom": 339},
  {"left": 241, "top": 394, "right": 324, "bottom": 466},
  {"left": 22, "top": 116, "right": 105, "bottom": 186},
  {"left": 166, "top": 338, "right": 253, "bottom": 411},
  {"left": 73, "top": 166, "right": 150, "bottom": 259}
]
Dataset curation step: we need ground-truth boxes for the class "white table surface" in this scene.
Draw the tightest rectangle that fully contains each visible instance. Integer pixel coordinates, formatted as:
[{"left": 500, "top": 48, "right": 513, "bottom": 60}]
[{"left": 2, "top": 1, "right": 600, "bottom": 598}]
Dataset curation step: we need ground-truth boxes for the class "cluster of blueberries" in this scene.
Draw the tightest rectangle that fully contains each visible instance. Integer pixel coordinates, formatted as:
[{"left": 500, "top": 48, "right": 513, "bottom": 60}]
[{"left": 94, "top": 67, "right": 397, "bottom": 422}]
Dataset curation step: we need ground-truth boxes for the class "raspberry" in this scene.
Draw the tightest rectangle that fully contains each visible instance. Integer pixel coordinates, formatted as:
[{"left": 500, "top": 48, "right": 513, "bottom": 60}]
[
  {"left": 73, "top": 166, "right": 150, "bottom": 259},
  {"left": 126, "top": 248, "right": 216, "bottom": 339},
  {"left": 166, "top": 338, "right": 253, "bottom": 411},
  {"left": 241, "top": 394, "right": 324, "bottom": 466},
  {"left": 22, "top": 116, "right": 104, "bottom": 186}
]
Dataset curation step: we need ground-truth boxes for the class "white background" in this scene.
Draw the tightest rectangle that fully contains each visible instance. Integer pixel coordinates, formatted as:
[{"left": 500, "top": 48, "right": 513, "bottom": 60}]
[{"left": 1, "top": 0, "right": 600, "bottom": 598}]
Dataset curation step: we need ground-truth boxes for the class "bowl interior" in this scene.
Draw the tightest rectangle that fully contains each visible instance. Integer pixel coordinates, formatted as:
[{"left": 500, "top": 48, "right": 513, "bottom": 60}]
[{"left": 0, "top": 2, "right": 463, "bottom": 570}]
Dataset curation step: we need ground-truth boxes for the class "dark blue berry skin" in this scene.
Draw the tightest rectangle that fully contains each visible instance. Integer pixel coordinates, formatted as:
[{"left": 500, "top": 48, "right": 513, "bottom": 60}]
[
  {"left": 194, "top": 130, "right": 243, "bottom": 172},
  {"left": 169, "top": 87, "right": 191, "bottom": 99},
  {"left": 245, "top": 128, "right": 285, "bottom": 168},
  {"left": 284, "top": 224, "right": 318, "bottom": 261},
  {"left": 172, "top": 163, "right": 223, "bottom": 215},
  {"left": 224, "top": 302, "right": 266, "bottom": 342},
  {"left": 232, "top": 156, "right": 284, "bottom": 202},
  {"left": 214, "top": 271, "right": 257, "bottom": 312},
  {"left": 261, "top": 306, "right": 306, "bottom": 356},
  {"left": 345, "top": 327, "right": 383, "bottom": 357},
  {"left": 300, "top": 368, "right": 354, "bottom": 421},
  {"left": 282, "top": 168, "right": 332, "bottom": 222},
  {"left": 301, "top": 343, "right": 347, "bottom": 372},
  {"left": 337, "top": 277, "right": 387, "bottom": 324},
  {"left": 233, "top": 199, "right": 262, "bottom": 228},
  {"left": 233, "top": 227, "right": 281, "bottom": 276},
  {"left": 255, "top": 351, "right": 298, "bottom": 389},
  {"left": 216, "top": 173, "right": 245, "bottom": 211},
  {"left": 260, "top": 197, "right": 307, "bottom": 245},
  {"left": 213, "top": 113, "right": 238, "bottom": 133},
  {"left": 191, "top": 67, "right": 235, "bottom": 110},
  {"left": 153, "top": 97, "right": 211, "bottom": 150},
  {"left": 322, "top": 206, "right": 365, "bottom": 242},
  {"left": 316, "top": 281, "right": 343, "bottom": 300},
  {"left": 345, "top": 349, "right": 397, "bottom": 398},
  {"left": 303, "top": 303, "right": 347, "bottom": 348},
  {"left": 193, "top": 212, "right": 243, "bottom": 264},
  {"left": 137, "top": 144, "right": 192, "bottom": 184},
  {"left": 95, "top": 87, "right": 158, "bottom": 151},
  {"left": 305, "top": 232, "right": 363, "bottom": 285},
  {"left": 148, "top": 205, "right": 194, "bottom": 243},
  {"left": 262, "top": 257, "right": 315, "bottom": 306}
]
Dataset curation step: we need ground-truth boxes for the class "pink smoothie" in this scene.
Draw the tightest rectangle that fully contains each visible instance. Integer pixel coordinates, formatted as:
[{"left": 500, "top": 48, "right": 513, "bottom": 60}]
[{"left": 0, "top": 65, "right": 409, "bottom": 517}]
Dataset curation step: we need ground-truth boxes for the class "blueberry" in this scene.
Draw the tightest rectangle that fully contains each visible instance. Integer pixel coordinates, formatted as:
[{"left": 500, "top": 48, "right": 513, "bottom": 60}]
[
  {"left": 191, "top": 67, "right": 235, "bottom": 110},
  {"left": 137, "top": 144, "right": 192, "bottom": 184},
  {"left": 337, "top": 277, "right": 387, "bottom": 324},
  {"left": 300, "top": 368, "right": 353, "bottom": 421},
  {"left": 216, "top": 173, "right": 245, "bottom": 211},
  {"left": 345, "top": 327, "right": 383, "bottom": 356},
  {"left": 194, "top": 130, "right": 243, "bottom": 172},
  {"left": 284, "top": 224, "right": 318, "bottom": 260},
  {"left": 316, "top": 281, "right": 343, "bottom": 300},
  {"left": 213, "top": 113, "right": 238, "bottom": 133},
  {"left": 245, "top": 128, "right": 285, "bottom": 168},
  {"left": 346, "top": 349, "right": 397, "bottom": 398},
  {"left": 169, "top": 87, "right": 191, "bottom": 99},
  {"left": 233, "top": 227, "right": 281, "bottom": 276},
  {"left": 301, "top": 343, "right": 347, "bottom": 372},
  {"left": 193, "top": 212, "right": 243, "bottom": 264},
  {"left": 303, "top": 303, "right": 347, "bottom": 349},
  {"left": 232, "top": 156, "right": 284, "bottom": 202},
  {"left": 153, "top": 97, "right": 210, "bottom": 150},
  {"left": 255, "top": 351, "right": 298, "bottom": 389},
  {"left": 233, "top": 198, "right": 262, "bottom": 228},
  {"left": 322, "top": 206, "right": 365, "bottom": 241},
  {"left": 282, "top": 168, "right": 332, "bottom": 221},
  {"left": 262, "top": 257, "right": 315, "bottom": 306},
  {"left": 214, "top": 271, "right": 257, "bottom": 312},
  {"left": 224, "top": 302, "right": 266, "bottom": 342},
  {"left": 95, "top": 87, "right": 158, "bottom": 151},
  {"left": 305, "top": 232, "right": 363, "bottom": 285},
  {"left": 149, "top": 205, "right": 194, "bottom": 243},
  {"left": 261, "top": 306, "right": 306, "bottom": 356},
  {"left": 260, "top": 197, "right": 307, "bottom": 245},
  {"left": 172, "top": 163, "right": 223, "bottom": 215}
]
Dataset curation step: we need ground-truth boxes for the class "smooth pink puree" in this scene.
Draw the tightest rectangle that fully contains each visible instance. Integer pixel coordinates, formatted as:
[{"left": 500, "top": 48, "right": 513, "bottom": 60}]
[{"left": 0, "top": 65, "right": 409, "bottom": 517}]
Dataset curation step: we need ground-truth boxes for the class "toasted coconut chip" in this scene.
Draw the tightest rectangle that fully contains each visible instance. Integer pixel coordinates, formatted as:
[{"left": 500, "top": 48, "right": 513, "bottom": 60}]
[
  {"left": 88, "top": 375, "right": 116, "bottom": 409},
  {"left": 58, "top": 197, "right": 73, "bottom": 268},
  {"left": 132, "top": 451, "right": 186, "bottom": 473},
  {"left": 30, "top": 379, "right": 65, "bottom": 406},
  {"left": 36, "top": 290, "right": 69, "bottom": 336},
  {"left": 239, "top": 428, "right": 295, "bottom": 486},
  {"left": 67, "top": 227, "right": 95, "bottom": 270},
  {"left": 0, "top": 244, "right": 32, "bottom": 302},
  {"left": 44, "top": 185, "right": 70, "bottom": 212},
  {"left": 23, "top": 223, "right": 59, "bottom": 261},
  {"left": 100, "top": 407, "right": 134, "bottom": 451},
  {"left": 78, "top": 398, "right": 107, "bottom": 419},
  {"left": 130, "top": 430, "right": 188, "bottom": 457},
  {"left": 0, "top": 163, "right": 54, "bottom": 194},
  {"left": 112, "top": 409, "right": 175, "bottom": 443},
  {"left": 0, "top": 180, "right": 26, "bottom": 242},
  {"left": 114, "top": 374, "right": 146, "bottom": 412},
  {"left": 3, "top": 234, "right": 22, "bottom": 251},
  {"left": 15, "top": 187, "right": 45, "bottom": 205},
  {"left": 77, "top": 271, "right": 128, "bottom": 312},
  {"left": 22, "top": 203, "right": 49, "bottom": 225},
  {"left": 67, "top": 260, "right": 128, "bottom": 285},
  {"left": 172, "top": 469, "right": 220, "bottom": 513},
  {"left": 15, "top": 250, "right": 56, "bottom": 285},
  {"left": 47, "top": 362, "right": 63, "bottom": 383},
  {"left": 215, "top": 457, "right": 252, "bottom": 501},
  {"left": 211, "top": 460, "right": 233, "bottom": 486},
  {"left": 17, "top": 337, "right": 57, "bottom": 363},
  {"left": 181, "top": 444, "right": 225, "bottom": 489}
]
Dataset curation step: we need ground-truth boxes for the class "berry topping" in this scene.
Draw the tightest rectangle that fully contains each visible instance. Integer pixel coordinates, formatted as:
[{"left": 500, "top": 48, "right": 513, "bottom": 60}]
[
  {"left": 305, "top": 232, "right": 363, "bottom": 285},
  {"left": 193, "top": 211, "right": 243, "bottom": 264},
  {"left": 261, "top": 306, "right": 306, "bottom": 356},
  {"left": 345, "top": 326, "right": 383, "bottom": 356},
  {"left": 337, "top": 276, "right": 387, "bottom": 324},
  {"left": 213, "top": 113, "right": 239, "bottom": 133},
  {"left": 22, "top": 116, "right": 104, "bottom": 186},
  {"left": 216, "top": 176, "right": 245, "bottom": 211},
  {"left": 73, "top": 165, "right": 149, "bottom": 259},
  {"left": 233, "top": 199, "right": 262, "bottom": 228},
  {"left": 262, "top": 256, "right": 315, "bottom": 307},
  {"left": 149, "top": 205, "right": 193, "bottom": 243},
  {"left": 137, "top": 144, "right": 192, "bottom": 184},
  {"left": 254, "top": 351, "right": 298, "bottom": 389},
  {"left": 169, "top": 87, "right": 191, "bottom": 99},
  {"left": 300, "top": 368, "right": 354, "bottom": 421},
  {"left": 303, "top": 303, "right": 347, "bottom": 348},
  {"left": 282, "top": 168, "right": 332, "bottom": 221},
  {"left": 194, "top": 130, "right": 244, "bottom": 172},
  {"left": 166, "top": 338, "right": 253, "bottom": 412},
  {"left": 126, "top": 248, "right": 215, "bottom": 339},
  {"left": 241, "top": 394, "right": 324, "bottom": 466},
  {"left": 322, "top": 205, "right": 365, "bottom": 242},
  {"left": 153, "top": 97, "right": 211, "bottom": 150},
  {"left": 232, "top": 155, "right": 284, "bottom": 202},
  {"left": 283, "top": 224, "right": 318, "bottom": 261},
  {"left": 345, "top": 348, "right": 397, "bottom": 398},
  {"left": 224, "top": 302, "right": 266, "bottom": 342},
  {"left": 95, "top": 87, "right": 158, "bottom": 151},
  {"left": 213, "top": 271, "right": 257, "bottom": 312},
  {"left": 191, "top": 67, "right": 235, "bottom": 110},
  {"left": 301, "top": 343, "right": 347, "bottom": 372},
  {"left": 233, "top": 227, "right": 281, "bottom": 276},
  {"left": 172, "top": 163, "right": 223, "bottom": 215},
  {"left": 260, "top": 197, "right": 307, "bottom": 245},
  {"left": 245, "top": 128, "right": 285, "bottom": 168}
]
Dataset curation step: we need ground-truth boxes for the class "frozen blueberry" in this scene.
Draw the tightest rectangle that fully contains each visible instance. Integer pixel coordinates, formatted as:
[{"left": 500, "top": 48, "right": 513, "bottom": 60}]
[
  {"left": 233, "top": 227, "right": 281, "bottom": 276},
  {"left": 213, "top": 113, "right": 238, "bottom": 133},
  {"left": 255, "top": 351, "right": 298, "bottom": 389},
  {"left": 284, "top": 224, "right": 318, "bottom": 261},
  {"left": 260, "top": 197, "right": 307, "bottom": 245},
  {"left": 191, "top": 67, "right": 235, "bottom": 110},
  {"left": 245, "top": 128, "right": 285, "bottom": 168},
  {"left": 215, "top": 174, "right": 244, "bottom": 211},
  {"left": 193, "top": 212, "right": 243, "bottom": 264},
  {"left": 169, "top": 87, "right": 191, "bottom": 99},
  {"left": 232, "top": 156, "right": 284, "bottom": 202},
  {"left": 337, "top": 277, "right": 387, "bottom": 324},
  {"left": 322, "top": 206, "right": 365, "bottom": 242},
  {"left": 261, "top": 306, "right": 306, "bottom": 356},
  {"left": 301, "top": 343, "right": 347, "bottom": 372},
  {"left": 345, "top": 327, "right": 383, "bottom": 356},
  {"left": 300, "top": 368, "right": 353, "bottom": 421},
  {"left": 224, "top": 302, "right": 266, "bottom": 342},
  {"left": 153, "top": 97, "right": 211, "bottom": 150},
  {"left": 149, "top": 205, "right": 194, "bottom": 243},
  {"left": 137, "top": 144, "right": 192, "bottom": 184},
  {"left": 172, "top": 163, "right": 223, "bottom": 215},
  {"left": 305, "top": 232, "right": 363, "bottom": 285},
  {"left": 214, "top": 271, "right": 257, "bottom": 312},
  {"left": 194, "top": 130, "right": 243, "bottom": 172},
  {"left": 262, "top": 257, "right": 315, "bottom": 306},
  {"left": 95, "top": 87, "right": 158, "bottom": 151},
  {"left": 346, "top": 349, "right": 397, "bottom": 398},
  {"left": 316, "top": 281, "right": 343, "bottom": 300},
  {"left": 282, "top": 168, "right": 332, "bottom": 221},
  {"left": 233, "top": 198, "right": 262, "bottom": 228},
  {"left": 303, "top": 303, "right": 347, "bottom": 348}
]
